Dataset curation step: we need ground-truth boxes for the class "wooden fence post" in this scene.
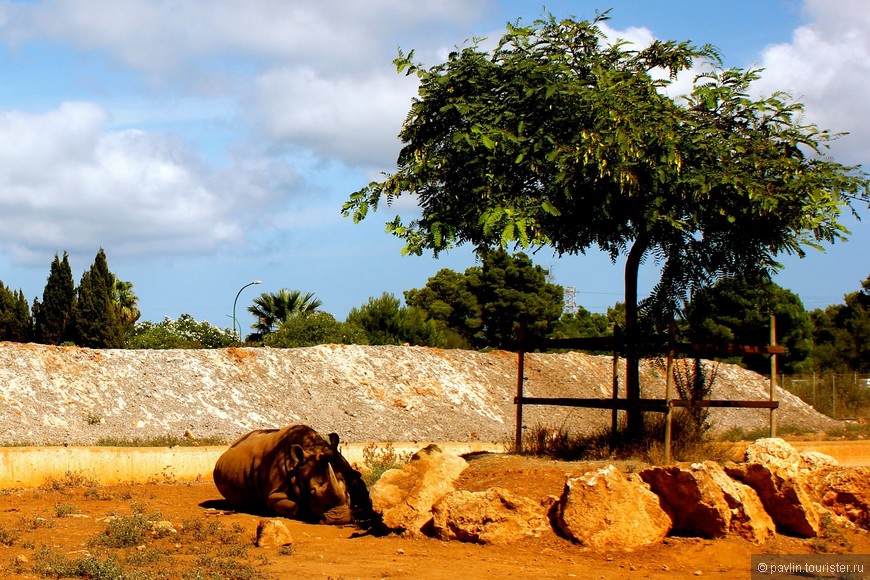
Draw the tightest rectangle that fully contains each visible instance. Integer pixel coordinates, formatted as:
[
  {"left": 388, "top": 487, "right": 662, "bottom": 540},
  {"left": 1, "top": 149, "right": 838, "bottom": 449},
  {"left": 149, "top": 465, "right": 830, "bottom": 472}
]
[
  {"left": 610, "top": 326, "right": 621, "bottom": 452},
  {"left": 769, "top": 314, "right": 778, "bottom": 437},
  {"left": 663, "top": 321, "right": 676, "bottom": 464},
  {"left": 515, "top": 348, "right": 525, "bottom": 454}
]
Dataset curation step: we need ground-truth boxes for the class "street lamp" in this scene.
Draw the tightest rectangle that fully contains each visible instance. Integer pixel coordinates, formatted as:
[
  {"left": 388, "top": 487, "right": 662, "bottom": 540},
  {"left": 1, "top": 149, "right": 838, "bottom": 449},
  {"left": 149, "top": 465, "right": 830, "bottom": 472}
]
[{"left": 233, "top": 280, "right": 262, "bottom": 342}]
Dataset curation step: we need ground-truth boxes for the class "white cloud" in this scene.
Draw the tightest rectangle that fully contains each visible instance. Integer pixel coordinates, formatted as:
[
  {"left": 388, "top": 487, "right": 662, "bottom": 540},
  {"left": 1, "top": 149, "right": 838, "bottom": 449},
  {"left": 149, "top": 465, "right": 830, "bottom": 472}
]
[
  {"left": 752, "top": 0, "right": 870, "bottom": 164},
  {"left": 0, "top": 102, "right": 297, "bottom": 264},
  {"left": 0, "top": 0, "right": 487, "bottom": 74},
  {"left": 251, "top": 66, "right": 419, "bottom": 168}
]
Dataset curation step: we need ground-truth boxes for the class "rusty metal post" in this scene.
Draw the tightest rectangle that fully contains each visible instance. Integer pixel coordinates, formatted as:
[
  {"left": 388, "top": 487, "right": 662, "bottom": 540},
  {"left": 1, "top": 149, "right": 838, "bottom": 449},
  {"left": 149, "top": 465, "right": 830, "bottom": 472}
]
[
  {"left": 769, "top": 314, "right": 778, "bottom": 437},
  {"left": 515, "top": 348, "right": 525, "bottom": 454}
]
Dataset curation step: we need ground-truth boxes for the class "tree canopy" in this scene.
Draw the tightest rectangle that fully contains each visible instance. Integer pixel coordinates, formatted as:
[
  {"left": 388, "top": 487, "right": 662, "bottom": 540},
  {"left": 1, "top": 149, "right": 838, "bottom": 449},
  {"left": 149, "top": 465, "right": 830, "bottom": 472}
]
[
  {"left": 810, "top": 275, "right": 870, "bottom": 372},
  {"left": 344, "top": 12, "right": 868, "bottom": 434},
  {"left": 683, "top": 278, "right": 813, "bottom": 374},
  {"left": 34, "top": 252, "right": 75, "bottom": 345},
  {"left": 73, "top": 249, "right": 125, "bottom": 349},
  {"left": 405, "top": 249, "right": 563, "bottom": 349}
]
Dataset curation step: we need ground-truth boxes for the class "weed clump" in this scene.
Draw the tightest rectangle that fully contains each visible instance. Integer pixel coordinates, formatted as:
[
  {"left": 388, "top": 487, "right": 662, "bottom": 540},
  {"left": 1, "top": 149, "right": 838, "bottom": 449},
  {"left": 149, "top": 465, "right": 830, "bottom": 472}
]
[{"left": 359, "top": 442, "right": 411, "bottom": 487}]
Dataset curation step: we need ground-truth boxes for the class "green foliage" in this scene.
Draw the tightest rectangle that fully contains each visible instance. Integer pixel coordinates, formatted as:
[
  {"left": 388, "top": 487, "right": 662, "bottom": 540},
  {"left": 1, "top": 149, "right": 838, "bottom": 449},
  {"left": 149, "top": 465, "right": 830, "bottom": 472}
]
[
  {"left": 90, "top": 505, "right": 160, "bottom": 549},
  {"left": 345, "top": 12, "right": 868, "bottom": 433},
  {"left": 809, "top": 275, "right": 870, "bottom": 372},
  {"left": 0, "top": 281, "right": 32, "bottom": 342},
  {"left": 359, "top": 442, "right": 411, "bottom": 487},
  {"left": 472, "top": 249, "right": 563, "bottom": 348},
  {"left": 263, "top": 311, "right": 368, "bottom": 348},
  {"left": 346, "top": 292, "right": 445, "bottom": 346},
  {"left": 32, "top": 546, "right": 126, "bottom": 580},
  {"left": 247, "top": 288, "right": 322, "bottom": 342},
  {"left": 345, "top": 13, "right": 865, "bottom": 307},
  {"left": 551, "top": 306, "right": 611, "bottom": 339},
  {"left": 683, "top": 277, "right": 813, "bottom": 373},
  {"left": 126, "top": 314, "right": 235, "bottom": 349},
  {"left": 404, "top": 268, "right": 480, "bottom": 348},
  {"left": 94, "top": 434, "right": 227, "bottom": 447},
  {"left": 34, "top": 252, "right": 76, "bottom": 345},
  {"left": 406, "top": 249, "right": 563, "bottom": 349},
  {"left": 112, "top": 276, "right": 141, "bottom": 336},
  {"left": 73, "top": 249, "right": 125, "bottom": 348}
]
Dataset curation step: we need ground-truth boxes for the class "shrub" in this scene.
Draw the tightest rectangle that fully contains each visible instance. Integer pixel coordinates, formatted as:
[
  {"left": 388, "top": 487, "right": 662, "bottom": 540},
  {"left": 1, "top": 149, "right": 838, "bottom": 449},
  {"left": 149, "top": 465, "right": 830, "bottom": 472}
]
[{"left": 359, "top": 442, "right": 411, "bottom": 487}]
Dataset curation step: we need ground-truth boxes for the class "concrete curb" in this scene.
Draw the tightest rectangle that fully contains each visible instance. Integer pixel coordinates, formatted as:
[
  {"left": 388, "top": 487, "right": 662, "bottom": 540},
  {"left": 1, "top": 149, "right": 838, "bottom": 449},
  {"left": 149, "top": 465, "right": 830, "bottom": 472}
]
[{"left": 0, "top": 442, "right": 505, "bottom": 488}]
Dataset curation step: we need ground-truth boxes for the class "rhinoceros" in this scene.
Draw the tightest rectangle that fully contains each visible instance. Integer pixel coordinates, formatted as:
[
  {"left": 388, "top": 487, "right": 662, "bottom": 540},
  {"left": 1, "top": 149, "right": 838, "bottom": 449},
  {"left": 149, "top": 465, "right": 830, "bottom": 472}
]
[{"left": 213, "top": 424, "right": 373, "bottom": 526}]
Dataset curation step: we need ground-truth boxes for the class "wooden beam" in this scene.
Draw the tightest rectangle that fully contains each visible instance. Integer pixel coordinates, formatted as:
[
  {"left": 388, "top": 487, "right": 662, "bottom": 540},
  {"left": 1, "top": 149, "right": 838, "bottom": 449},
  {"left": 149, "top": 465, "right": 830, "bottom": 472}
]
[
  {"left": 669, "top": 399, "right": 779, "bottom": 409},
  {"left": 514, "top": 396, "right": 779, "bottom": 410}
]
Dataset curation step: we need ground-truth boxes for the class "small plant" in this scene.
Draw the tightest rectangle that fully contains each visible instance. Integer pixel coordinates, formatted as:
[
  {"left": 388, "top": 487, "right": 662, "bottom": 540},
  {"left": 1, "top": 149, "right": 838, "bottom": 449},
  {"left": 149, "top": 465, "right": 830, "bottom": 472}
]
[
  {"left": 40, "top": 470, "right": 99, "bottom": 492},
  {"left": 359, "top": 443, "right": 411, "bottom": 487},
  {"left": 810, "top": 512, "right": 855, "bottom": 553},
  {"left": 85, "top": 412, "right": 103, "bottom": 425},
  {"left": 32, "top": 546, "right": 126, "bottom": 580},
  {"left": 54, "top": 502, "right": 79, "bottom": 518},
  {"left": 185, "top": 555, "right": 267, "bottom": 580},
  {"left": 17, "top": 514, "right": 55, "bottom": 531},
  {"left": 0, "top": 524, "right": 20, "bottom": 546},
  {"left": 278, "top": 544, "right": 294, "bottom": 556},
  {"left": 95, "top": 434, "right": 226, "bottom": 447},
  {"left": 90, "top": 505, "right": 159, "bottom": 549}
]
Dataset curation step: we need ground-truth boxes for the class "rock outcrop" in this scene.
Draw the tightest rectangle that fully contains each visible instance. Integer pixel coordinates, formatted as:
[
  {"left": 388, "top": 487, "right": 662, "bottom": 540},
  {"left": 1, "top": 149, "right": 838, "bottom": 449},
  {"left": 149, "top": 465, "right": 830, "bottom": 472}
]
[
  {"left": 431, "top": 487, "right": 551, "bottom": 544},
  {"left": 551, "top": 465, "right": 671, "bottom": 549},
  {"left": 365, "top": 439, "right": 866, "bottom": 550},
  {"left": 370, "top": 444, "right": 468, "bottom": 536},
  {"left": 811, "top": 466, "right": 870, "bottom": 529},
  {"left": 724, "top": 438, "right": 821, "bottom": 537},
  {"left": 640, "top": 461, "right": 775, "bottom": 543}
]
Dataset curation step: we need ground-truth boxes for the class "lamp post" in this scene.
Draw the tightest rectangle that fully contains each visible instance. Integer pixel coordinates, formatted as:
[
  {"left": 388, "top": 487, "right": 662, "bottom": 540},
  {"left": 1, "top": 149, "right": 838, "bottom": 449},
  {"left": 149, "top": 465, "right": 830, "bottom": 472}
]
[{"left": 233, "top": 280, "right": 262, "bottom": 342}]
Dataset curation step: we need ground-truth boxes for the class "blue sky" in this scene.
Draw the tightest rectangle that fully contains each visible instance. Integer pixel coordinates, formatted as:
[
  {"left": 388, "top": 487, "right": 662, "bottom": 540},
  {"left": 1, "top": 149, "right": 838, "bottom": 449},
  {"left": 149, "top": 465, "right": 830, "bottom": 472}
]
[{"left": 0, "top": 0, "right": 867, "bottom": 333}]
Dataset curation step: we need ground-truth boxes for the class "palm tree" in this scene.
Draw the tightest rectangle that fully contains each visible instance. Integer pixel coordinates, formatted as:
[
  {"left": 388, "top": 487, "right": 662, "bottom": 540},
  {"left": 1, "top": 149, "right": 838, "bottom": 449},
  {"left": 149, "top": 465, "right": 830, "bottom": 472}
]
[
  {"left": 112, "top": 276, "right": 141, "bottom": 335},
  {"left": 247, "top": 289, "right": 322, "bottom": 342}
]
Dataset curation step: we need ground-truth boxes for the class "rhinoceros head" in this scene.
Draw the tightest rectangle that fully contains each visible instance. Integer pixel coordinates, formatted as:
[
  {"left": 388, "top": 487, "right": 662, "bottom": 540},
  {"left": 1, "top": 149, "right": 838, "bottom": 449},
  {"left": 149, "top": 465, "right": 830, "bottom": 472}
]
[{"left": 291, "top": 432, "right": 354, "bottom": 525}]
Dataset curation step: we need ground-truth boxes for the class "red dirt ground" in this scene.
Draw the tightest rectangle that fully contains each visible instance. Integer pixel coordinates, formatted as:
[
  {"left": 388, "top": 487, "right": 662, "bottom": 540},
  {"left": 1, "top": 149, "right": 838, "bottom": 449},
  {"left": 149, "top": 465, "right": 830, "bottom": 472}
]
[{"left": 0, "top": 453, "right": 867, "bottom": 579}]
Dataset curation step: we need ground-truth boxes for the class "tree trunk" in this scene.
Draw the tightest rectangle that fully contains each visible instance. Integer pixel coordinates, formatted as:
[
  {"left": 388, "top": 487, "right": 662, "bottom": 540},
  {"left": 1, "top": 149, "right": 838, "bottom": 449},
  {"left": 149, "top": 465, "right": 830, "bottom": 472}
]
[{"left": 624, "top": 235, "right": 649, "bottom": 439}]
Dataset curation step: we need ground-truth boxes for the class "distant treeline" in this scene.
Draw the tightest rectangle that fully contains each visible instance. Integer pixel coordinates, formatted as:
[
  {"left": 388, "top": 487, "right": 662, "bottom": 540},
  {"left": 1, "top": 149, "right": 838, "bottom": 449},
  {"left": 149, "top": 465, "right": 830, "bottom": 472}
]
[{"left": 1, "top": 249, "right": 867, "bottom": 374}]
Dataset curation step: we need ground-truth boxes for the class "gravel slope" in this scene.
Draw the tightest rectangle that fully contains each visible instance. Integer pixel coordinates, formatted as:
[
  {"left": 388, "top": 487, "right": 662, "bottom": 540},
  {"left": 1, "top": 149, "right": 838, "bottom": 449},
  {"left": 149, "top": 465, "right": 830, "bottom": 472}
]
[{"left": 0, "top": 342, "right": 839, "bottom": 445}]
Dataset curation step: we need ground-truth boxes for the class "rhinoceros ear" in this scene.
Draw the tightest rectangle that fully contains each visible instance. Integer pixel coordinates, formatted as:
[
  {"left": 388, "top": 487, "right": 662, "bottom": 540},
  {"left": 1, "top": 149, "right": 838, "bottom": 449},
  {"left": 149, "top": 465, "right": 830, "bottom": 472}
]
[
  {"left": 328, "top": 432, "right": 340, "bottom": 450},
  {"left": 290, "top": 443, "right": 305, "bottom": 465}
]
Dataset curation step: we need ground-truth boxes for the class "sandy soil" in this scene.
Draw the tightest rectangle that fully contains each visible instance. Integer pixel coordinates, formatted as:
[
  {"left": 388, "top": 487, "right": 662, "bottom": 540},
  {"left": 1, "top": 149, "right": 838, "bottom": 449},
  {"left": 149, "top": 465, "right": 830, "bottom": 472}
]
[{"left": 0, "top": 453, "right": 867, "bottom": 580}]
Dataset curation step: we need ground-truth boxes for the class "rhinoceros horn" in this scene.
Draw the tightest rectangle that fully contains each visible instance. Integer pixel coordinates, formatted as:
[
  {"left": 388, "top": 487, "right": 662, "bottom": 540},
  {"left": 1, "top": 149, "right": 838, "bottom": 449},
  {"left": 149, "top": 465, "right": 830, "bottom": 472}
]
[{"left": 327, "top": 462, "right": 342, "bottom": 493}]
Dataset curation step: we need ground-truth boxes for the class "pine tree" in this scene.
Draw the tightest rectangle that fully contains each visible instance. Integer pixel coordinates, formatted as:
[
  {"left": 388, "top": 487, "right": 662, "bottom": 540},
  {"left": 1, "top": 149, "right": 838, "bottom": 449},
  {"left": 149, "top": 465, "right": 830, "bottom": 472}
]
[
  {"left": 35, "top": 252, "right": 76, "bottom": 345},
  {"left": 73, "top": 249, "right": 125, "bottom": 348}
]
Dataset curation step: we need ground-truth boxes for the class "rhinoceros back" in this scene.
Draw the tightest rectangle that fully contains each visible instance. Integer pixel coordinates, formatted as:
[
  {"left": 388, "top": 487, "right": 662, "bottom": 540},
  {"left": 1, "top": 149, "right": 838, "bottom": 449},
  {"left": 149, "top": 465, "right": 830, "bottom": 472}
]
[{"left": 213, "top": 427, "right": 295, "bottom": 514}]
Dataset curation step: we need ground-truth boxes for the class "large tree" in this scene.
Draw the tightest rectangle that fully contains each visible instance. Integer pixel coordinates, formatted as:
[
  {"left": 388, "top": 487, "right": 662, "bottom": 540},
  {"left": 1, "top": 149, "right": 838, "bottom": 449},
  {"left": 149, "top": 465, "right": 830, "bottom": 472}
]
[
  {"left": 344, "top": 14, "right": 868, "bottom": 436},
  {"left": 345, "top": 292, "right": 444, "bottom": 346},
  {"left": 0, "top": 282, "right": 31, "bottom": 342},
  {"left": 405, "top": 249, "right": 563, "bottom": 349},
  {"left": 35, "top": 252, "right": 76, "bottom": 345},
  {"left": 683, "top": 278, "right": 813, "bottom": 374},
  {"left": 810, "top": 275, "right": 870, "bottom": 372},
  {"left": 73, "top": 249, "right": 125, "bottom": 348}
]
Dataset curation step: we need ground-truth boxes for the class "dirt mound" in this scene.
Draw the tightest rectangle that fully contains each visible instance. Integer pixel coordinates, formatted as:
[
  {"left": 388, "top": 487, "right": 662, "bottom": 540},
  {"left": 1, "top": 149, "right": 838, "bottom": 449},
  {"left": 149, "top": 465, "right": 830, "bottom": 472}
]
[{"left": 0, "top": 342, "right": 839, "bottom": 445}]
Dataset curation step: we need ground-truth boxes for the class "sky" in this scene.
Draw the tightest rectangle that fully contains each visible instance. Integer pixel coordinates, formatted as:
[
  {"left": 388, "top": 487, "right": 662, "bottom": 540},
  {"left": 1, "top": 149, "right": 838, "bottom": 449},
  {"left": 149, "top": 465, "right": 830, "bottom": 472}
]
[{"left": 0, "top": 0, "right": 867, "bottom": 334}]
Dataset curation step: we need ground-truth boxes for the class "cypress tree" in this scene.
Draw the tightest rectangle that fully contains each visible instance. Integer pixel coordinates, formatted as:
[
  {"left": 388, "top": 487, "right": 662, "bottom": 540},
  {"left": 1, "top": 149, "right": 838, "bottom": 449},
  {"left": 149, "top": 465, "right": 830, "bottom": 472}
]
[
  {"left": 35, "top": 252, "right": 76, "bottom": 345},
  {"left": 0, "top": 282, "right": 32, "bottom": 342},
  {"left": 73, "top": 249, "right": 125, "bottom": 348}
]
